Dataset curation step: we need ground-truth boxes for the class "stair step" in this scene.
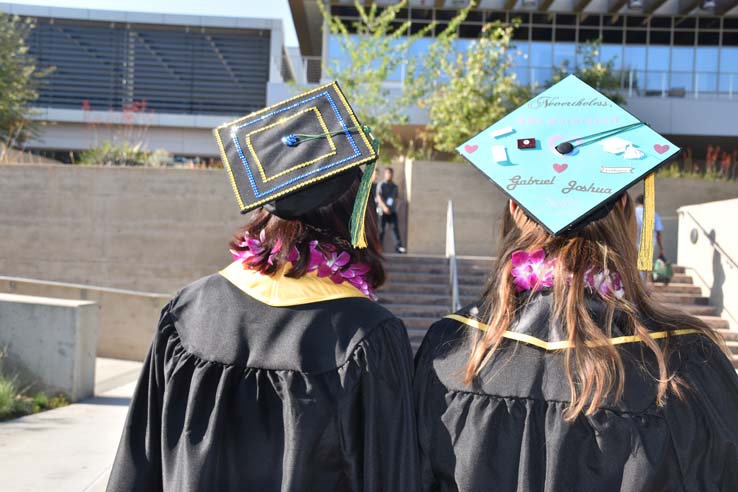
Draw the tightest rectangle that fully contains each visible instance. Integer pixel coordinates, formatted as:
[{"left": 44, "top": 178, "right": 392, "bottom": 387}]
[
  {"left": 653, "top": 293, "right": 709, "bottom": 305},
  {"left": 386, "top": 304, "right": 450, "bottom": 317},
  {"left": 717, "top": 330, "right": 738, "bottom": 342},
  {"left": 649, "top": 283, "right": 702, "bottom": 295},
  {"left": 386, "top": 271, "right": 487, "bottom": 284},
  {"left": 698, "top": 316, "right": 730, "bottom": 330},
  {"left": 381, "top": 281, "right": 481, "bottom": 296},
  {"left": 378, "top": 292, "right": 452, "bottom": 306},
  {"left": 667, "top": 274, "right": 693, "bottom": 284},
  {"left": 384, "top": 265, "right": 492, "bottom": 278},
  {"left": 396, "top": 316, "right": 437, "bottom": 330},
  {"left": 664, "top": 303, "right": 719, "bottom": 316},
  {"left": 724, "top": 341, "right": 738, "bottom": 356}
]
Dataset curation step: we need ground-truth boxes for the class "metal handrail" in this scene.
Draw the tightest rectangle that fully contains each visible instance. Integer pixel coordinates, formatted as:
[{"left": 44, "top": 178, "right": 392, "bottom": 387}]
[{"left": 446, "top": 200, "right": 461, "bottom": 312}]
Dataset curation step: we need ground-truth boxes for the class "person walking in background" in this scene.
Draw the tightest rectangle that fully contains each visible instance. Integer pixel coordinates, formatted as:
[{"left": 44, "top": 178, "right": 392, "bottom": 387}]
[
  {"left": 721, "top": 151, "right": 732, "bottom": 179},
  {"left": 377, "top": 167, "right": 406, "bottom": 254},
  {"left": 683, "top": 146, "right": 694, "bottom": 173},
  {"left": 705, "top": 144, "right": 716, "bottom": 174}
]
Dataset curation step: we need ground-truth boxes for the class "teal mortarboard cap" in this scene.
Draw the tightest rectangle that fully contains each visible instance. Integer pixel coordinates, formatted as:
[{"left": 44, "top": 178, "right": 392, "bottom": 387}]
[
  {"left": 457, "top": 75, "right": 679, "bottom": 270},
  {"left": 213, "top": 81, "right": 379, "bottom": 248}
]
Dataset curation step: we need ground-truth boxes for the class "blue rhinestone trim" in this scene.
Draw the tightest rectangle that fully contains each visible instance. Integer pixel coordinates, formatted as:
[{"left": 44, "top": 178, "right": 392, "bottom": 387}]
[{"left": 230, "top": 91, "right": 361, "bottom": 199}]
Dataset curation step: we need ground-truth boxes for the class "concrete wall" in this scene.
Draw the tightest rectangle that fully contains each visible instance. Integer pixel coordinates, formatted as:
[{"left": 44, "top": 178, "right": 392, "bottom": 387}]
[
  {"left": 677, "top": 199, "right": 738, "bottom": 329},
  {"left": 0, "top": 164, "right": 244, "bottom": 294},
  {"left": 0, "top": 293, "right": 97, "bottom": 401},
  {"left": 404, "top": 159, "right": 738, "bottom": 257},
  {"left": 405, "top": 160, "right": 507, "bottom": 257},
  {"left": 0, "top": 277, "right": 168, "bottom": 361},
  {"left": 1, "top": 162, "right": 735, "bottom": 287}
]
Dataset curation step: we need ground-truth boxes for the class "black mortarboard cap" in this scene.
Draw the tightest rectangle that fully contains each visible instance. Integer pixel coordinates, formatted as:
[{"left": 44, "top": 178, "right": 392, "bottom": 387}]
[{"left": 214, "top": 81, "right": 379, "bottom": 247}]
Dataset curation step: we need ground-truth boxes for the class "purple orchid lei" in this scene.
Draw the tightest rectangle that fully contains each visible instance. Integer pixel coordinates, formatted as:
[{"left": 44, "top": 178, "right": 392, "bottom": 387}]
[
  {"left": 511, "top": 248, "right": 625, "bottom": 299},
  {"left": 230, "top": 232, "right": 376, "bottom": 299}
]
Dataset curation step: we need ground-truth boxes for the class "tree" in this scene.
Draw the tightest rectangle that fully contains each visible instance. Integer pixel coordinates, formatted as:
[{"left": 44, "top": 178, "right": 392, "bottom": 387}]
[
  {"left": 550, "top": 39, "right": 625, "bottom": 105},
  {"left": 0, "top": 13, "right": 49, "bottom": 160},
  {"left": 409, "top": 20, "right": 531, "bottom": 154},
  {"left": 317, "top": 0, "right": 473, "bottom": 156}
]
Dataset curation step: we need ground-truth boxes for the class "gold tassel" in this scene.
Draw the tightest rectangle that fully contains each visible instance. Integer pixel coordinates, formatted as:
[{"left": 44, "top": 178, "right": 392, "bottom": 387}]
[{"left": 637, "top": 173, "right": 655, "bottom": 271}]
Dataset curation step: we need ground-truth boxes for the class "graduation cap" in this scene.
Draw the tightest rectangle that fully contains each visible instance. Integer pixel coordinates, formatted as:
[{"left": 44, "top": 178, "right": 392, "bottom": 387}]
[
  {"left": 457, "top": 74, "right": 679, "bottom": 271},
  {"left": 213, "top": 81, "right": 379, "bottom": 248}
]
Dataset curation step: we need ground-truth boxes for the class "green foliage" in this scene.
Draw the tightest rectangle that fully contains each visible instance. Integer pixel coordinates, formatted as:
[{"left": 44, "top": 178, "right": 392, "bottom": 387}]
[
  {"left": 319, "top": 2, "right": 533, "bottom": 157},
  {"left": 0, "top": 373, "right": 69, "bottom": 421},
  {"left": 318, "top": 0, "right": 425, "bottom": 154},
  {"left": 318, "top": 0, "right": 474, "bottom": 157},
  {"left": 410, "top": 20, "right": 531, "bottom": 154},
  {"left": 78, "top": 140, "right": 171, "bottom": 167},
  {"left": 0, "top": 13, "right": 50, "bottom": 156},
  {"left": 0, "top": 375, "right": 16, "bottom": 416},
  {"left": 550, "top": 39, "right": 625, "bottom": 105}
]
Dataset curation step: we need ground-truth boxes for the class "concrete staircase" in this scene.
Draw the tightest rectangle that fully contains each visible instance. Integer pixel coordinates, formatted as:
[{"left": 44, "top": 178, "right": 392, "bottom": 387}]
[{"left": 378, "top": 255, "right": 738, "bottom": 366}]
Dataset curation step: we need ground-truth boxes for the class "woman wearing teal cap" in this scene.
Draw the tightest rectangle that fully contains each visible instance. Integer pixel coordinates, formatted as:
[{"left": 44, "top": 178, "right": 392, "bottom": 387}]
[{"left": 414, "top": 76, "right": 738, "bottom": 491}]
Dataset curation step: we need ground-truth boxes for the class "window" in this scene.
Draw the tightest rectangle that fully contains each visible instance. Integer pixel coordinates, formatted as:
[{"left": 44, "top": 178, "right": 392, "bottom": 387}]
[
  {"left": 602, "top": 29, "right": 623, "bottom": 43},
  {"left": 600, "top": 44, "right": 624, "bottom": 69},
  {"left": 554, "top": 28, "right": 576, "bottom": 42},
  {"left": 698, "top": 31, "right": 720, "bottom": 45},
  {"left": 579, "top": 14, "right": 600, "bottom": 27},
  {"left": 530, "top": 41, "right": 552, "bottom": 68},
  {"left": 648, "top": 45, "right": 670, "bottom": 72},
  {"left": 650, "top": 30, "right": 670, "bottom": 45},
  {"left": 579, "top": 29, "right": 600, "bottom": 42},
  {"left": 626, "top": 30, "right": 647, "bottom": 44},
  {"left": 649, "top": 17, "right": 671, "bottom": 29},
  {"left": 553, "top": 42, "right": 576, "bottom": 68},
  {"left": 531, "top": 26, "right": 552, "bottom": 41},
  {"left": 673, "top": 30, "right": 695, "bottom": 46}
]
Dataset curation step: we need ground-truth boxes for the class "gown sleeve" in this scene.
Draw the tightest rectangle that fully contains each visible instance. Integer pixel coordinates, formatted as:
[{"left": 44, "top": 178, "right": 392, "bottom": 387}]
[
  {"left": 665, "top": 336, "right": 738, "bottom": 491},
  {"left": 339, "top": 317, "right": 420, "bottom": 492},
  {"left": 412, "top": 326, "right": 449, "bottom": 492},
  {"left": 106, "top": 302, "right": 176, "bottom": 492}
]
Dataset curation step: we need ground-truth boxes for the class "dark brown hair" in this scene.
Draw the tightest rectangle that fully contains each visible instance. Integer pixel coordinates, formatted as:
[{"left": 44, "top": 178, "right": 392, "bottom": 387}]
[
  {"left": 229, "top": 175, "right": 385, "bottom": 290},
  {"left": 465, "top": 193, "right": 724, "bottom": 419}
]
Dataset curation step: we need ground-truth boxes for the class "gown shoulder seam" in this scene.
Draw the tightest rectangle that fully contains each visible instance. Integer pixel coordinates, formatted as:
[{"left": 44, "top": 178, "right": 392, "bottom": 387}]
[
  {"left": 165, "top": 311, "right": 401, "bottom": 375},
  {"left": 430, "top": 381, "right": 664, "bottom": 417}
]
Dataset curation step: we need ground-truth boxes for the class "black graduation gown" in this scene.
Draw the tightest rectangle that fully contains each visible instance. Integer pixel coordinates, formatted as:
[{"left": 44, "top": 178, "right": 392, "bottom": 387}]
[
  {"left": 414, "top": 293, "right": 738, "bottom": 492},
  {"left": 107, "top": 263, "right": 419, "bottom": 492}
]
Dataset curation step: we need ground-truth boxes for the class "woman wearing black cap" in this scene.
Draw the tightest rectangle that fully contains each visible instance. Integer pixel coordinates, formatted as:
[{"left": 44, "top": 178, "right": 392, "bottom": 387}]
[
  {"left": 414, "top": 75, "right": 738, "bottom": 491},
  {"left": 107, "top": 83, "right": 418, "bottom": 492}
]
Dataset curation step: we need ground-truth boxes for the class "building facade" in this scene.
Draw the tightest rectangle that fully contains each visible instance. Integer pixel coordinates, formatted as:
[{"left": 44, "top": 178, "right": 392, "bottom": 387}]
[
  {"left": 288, "top": 0, "right": 738, "bottom": 143},
  {"left": 0, "top": 3, "right": 296, "bottom": 158}
]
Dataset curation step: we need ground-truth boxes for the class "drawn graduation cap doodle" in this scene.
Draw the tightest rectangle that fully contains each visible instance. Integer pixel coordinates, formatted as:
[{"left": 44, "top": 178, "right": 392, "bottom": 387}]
[
  {"left": 457, "top": 74, "right": 680, "bottom": 271},
  {"left": 213, "top": 81, "right": 379, "bottom": 248}
]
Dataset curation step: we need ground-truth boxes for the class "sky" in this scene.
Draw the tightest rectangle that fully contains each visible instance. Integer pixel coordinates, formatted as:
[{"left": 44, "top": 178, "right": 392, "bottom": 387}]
[{"left": 6, "top": 0, "right": 299, "bottom": 46}]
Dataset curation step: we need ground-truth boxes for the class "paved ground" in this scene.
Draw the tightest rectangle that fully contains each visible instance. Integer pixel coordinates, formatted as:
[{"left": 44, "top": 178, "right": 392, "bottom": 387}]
[{"left": 0, "top": 358, "right": 142, "bottom": 492}]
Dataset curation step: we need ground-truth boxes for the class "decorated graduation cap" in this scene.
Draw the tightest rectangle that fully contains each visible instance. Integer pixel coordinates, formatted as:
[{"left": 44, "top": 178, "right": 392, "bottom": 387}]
[
  {"left": 457, "top": 74, "right": 679, "bottom": 271},
  {"left": 213, "top": 81, "right": 379, "bottom": 248}
]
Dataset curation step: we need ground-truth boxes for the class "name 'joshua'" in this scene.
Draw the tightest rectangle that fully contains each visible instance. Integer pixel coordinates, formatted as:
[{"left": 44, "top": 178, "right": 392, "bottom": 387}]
[{"left": 561, "top": 180, "right": 612, "bottom": 194}]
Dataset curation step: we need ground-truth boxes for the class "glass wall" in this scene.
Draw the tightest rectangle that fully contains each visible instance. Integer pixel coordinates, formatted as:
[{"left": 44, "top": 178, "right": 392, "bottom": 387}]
[{"left": 327, "top": 7, "right": 738, "bottom": 96}]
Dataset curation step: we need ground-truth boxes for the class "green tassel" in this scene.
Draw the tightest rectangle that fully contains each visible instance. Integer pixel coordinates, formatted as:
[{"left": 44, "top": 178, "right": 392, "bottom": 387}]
[{"left": 350, "top": 126, "right": 380, "bottom": 249}]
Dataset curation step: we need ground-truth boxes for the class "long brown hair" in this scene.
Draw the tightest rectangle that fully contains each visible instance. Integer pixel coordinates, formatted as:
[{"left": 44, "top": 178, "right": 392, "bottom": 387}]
[
  {"left": 465, "top": 193, "right": 724, "bottom": 419},
  {"left": 229, "top": 175, "right": 386, "bottom": 290}
]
